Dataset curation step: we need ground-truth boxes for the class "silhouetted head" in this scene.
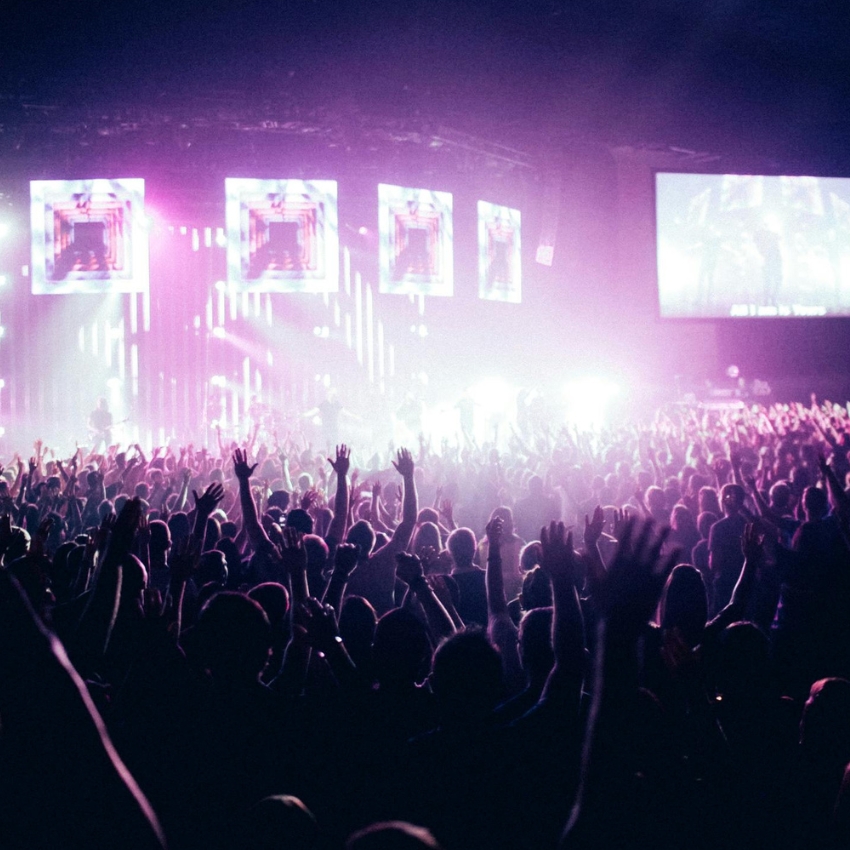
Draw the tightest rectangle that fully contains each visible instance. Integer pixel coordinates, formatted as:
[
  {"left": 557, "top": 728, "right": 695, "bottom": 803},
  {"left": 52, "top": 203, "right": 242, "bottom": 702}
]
[
  {"left": 286, "top": 509, "right": 313, "bottom": 535},
  {"left": 195, "top": 591, "right": 272, "bottom": 683},
  {"left": 518, "top": 607, "right": 554, "bottom": 682},
  {"left": 803, "top": 486, "right": 829, "bottom": 521},
  {"left": 519, "top": 566, "right": 552, "bottom": 611},
  {"left": 346, "top": 821, "right": 442, "bottom": 850},
  {"left": 373, "top": 608, "right": 432, "bottom": 688},
  {"left": 447, "top": 528, "right": 476, "bottom": 569},
  {"left": 347, "top": 520, "right": 376, "bottom": 558},
  {"left": 720, "top": 484, "right": 746, "bottom": 516},
  {"left": 659, "top": 565, "right": 707, "bottom": 648},
  {"left": 431, "top": 629, "right": 502, "bottom": 723},
  {"left": 235, "top": 795, "right": 318, "bottom": 850},
  {"left": 248, "top": 582, "right": 290, "bottom": 630}
]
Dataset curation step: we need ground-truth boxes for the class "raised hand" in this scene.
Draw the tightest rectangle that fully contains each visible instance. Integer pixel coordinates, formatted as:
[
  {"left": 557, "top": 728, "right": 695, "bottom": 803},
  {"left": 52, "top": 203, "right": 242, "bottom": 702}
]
[
  {"left": 300, "top": 489, "right": 319, "bottom": 511},
  {"left": 395, "top": 551, "right": 424, "bottom": 586},
  {"left": 333, "top": 542, "right": 360, "bottom": 578},
  {"left": 232, "top": 448, "right": 258, "bottom": 481},
  {"left": 594, "top": 518, "right": 678, "bottom": 631},
  {"left": 584, "top": 505, "right": 605, "bottom": 548},
  {"left": 539, "top": 521, "right": 578, "bottom": 586},
  {"left": 611, "top": 507, "right": 631, "bottom": 542},
  {"left": 439, "top": 499, "right": 454, "bottom": 525},
  {"left": 192, "top": 482, "right": 224, "bottom": 516},
  {"left": 328, "top": 444, "right": 351, "bottom": 478},
  {"left": 741, "top": 521, "right": 766, "bottom": 563},
  {"left": 392, "top": 447, "right": 415, "bottom": 478},
  {"left": 296, "top": 597, "right": 343, "bottom": 654},
  {"left": 278, "top": 526, "right": 307, "bottom": 576}
]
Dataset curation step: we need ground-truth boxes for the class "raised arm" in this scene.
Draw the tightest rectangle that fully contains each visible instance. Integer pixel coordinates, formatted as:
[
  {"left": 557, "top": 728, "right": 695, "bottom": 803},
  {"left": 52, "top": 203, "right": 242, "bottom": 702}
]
[
  {"left": 232, "top": 448, "right": 273, "bottom": 554},
  {"left": 395, "top": 552, "right": 456, "bottom": 641},
  {"left": 378, "top": 448, "right": 417, "bottom": 554},
  {"left": 0, "top": 570, "right": 165, "bottom": 849},
  {"left": 538, "top": 521, "right": 585, "bottom": 707},
  {"left": 325, "top": 444, "right": 351, "bottom": 545},
  {"left": 484, "top": 517, "right": 523, "bottom": 692}
]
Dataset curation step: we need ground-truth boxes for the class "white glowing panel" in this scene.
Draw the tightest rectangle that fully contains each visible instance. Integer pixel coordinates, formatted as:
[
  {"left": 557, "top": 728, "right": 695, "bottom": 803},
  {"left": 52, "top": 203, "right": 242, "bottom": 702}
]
[
  {"left": 225, "top": 178, "right": 339, "bottom": 293},
  {"left": 378, "top": 184, "right": 453, "bottom": 296},
  {"left": 30, "top": 178, "right": 149, "bottom": 294},
  {"left": 656, "top": 172, "right": 850, "bottom": 318},
  {"left": 478, "top": 201, "right": 521, "bottom": 303}
]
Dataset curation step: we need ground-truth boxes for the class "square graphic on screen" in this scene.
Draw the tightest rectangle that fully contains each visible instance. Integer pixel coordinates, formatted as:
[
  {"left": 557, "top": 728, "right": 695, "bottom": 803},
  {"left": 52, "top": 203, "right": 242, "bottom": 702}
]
[
  {"left": 30, "top": 178, "right": 149, "bottom": 294},
  {"left": 225, "top": 179, "right": 339, "bottom": 293},
  {"left": 378, "top": 184, "right": 453, "bottom": 296},
  {"left": 478, "top": 201, "right": 521, "bottom": 303},
  {"left": 656, "top": 173, "right": 850, "bottom": 318}
]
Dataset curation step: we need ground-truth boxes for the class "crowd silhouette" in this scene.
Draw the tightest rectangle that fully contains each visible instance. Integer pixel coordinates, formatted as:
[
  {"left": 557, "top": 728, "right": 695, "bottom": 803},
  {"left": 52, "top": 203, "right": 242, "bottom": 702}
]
[{"left": 2, "top": 396, "right": 850, "bottom": 849}]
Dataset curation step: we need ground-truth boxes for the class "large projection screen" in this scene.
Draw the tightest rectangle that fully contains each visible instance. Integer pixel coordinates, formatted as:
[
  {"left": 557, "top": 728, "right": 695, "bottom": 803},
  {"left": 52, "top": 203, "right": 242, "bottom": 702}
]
[
  {"left": 378, "top": 184, "right": 453, "bottom": 296},
  {"left": 225, "top": 178, "right": 339, "bottom": 293},
  {"left": 30, "top": 178, "right": 149, "bottom": 294},
  {"left": 656, "top": 172, "right": 850, "bottom": 318}
]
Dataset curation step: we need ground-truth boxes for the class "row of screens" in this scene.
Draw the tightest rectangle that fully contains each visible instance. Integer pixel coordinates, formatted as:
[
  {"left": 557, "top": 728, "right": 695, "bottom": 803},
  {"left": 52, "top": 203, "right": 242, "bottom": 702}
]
[
  {"left": 29, "top": 178, "right": 521, "bottom": 302},
  {"left": 656, "top": 172, "right": 850, "bottom": 318}
]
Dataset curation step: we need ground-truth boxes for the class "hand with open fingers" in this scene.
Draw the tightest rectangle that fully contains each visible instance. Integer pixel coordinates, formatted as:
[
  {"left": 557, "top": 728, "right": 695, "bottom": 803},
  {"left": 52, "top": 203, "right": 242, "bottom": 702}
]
[
  {"left": 392, "top": 447, "right": 415, "bottom": 478},
  {"left": 193, "top": 482, "right": 224, "bottom": 516},
  {"left": 279, "top": 526, "right": 307, "bottom": 576},
  {"left": 298, "top": 597, "right": 343, "bottom": 654},
  {"left": 539, "top": 521, "right": 578, "bottom": 585},
  {"left": 741, "top": 521, "right": 766, "bottom": 563},
  {"left": 232, "top": 448, "right": 258, "bottom": 481},
  {"left": 595, "top": 517, "right": 679, "bottom": 631},
  {"left": 584, "top": 505, "right": 605, "bottom": 548},
  {"left": 328, "top": 444, "right": 351, "bottom": 478}
]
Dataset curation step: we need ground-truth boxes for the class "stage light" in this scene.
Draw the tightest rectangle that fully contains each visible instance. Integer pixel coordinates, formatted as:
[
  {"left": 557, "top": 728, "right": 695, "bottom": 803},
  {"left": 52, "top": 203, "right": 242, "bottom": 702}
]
[
  {"left": 0, "top": 275, "right": 6, "bottom": 287},
  {"left": 563, "top": 377, "right": 620, "bottom": 430},
  {"left": 0, "top": 326, "right": 7, "bottom": 339},
  {"left": 358, "top": 226, "right": 369, "bottom": 236},
  {"left": 0, "top": 379, "right": 6, "bottom": 389},
  {"left": 212, "top": 326, "right": 226, "bottom": 339},
  {"left": 214, "top": 280, "right": 227, "bottom": 292},
  {"left": 106, "top": 377, "right": 122, "bottom": 389},
  {"left": 0, "top": 223, "right": 9, "bottom": 238},
  {"left": 210, "top": 375, "right": 227, "bottom": 388}
]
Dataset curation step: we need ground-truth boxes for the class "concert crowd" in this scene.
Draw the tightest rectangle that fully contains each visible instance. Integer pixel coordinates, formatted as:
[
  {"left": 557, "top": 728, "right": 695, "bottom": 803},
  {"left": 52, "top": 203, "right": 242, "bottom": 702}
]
[{"left": 3, "top": 397, "right": 850, "bottom": 849}]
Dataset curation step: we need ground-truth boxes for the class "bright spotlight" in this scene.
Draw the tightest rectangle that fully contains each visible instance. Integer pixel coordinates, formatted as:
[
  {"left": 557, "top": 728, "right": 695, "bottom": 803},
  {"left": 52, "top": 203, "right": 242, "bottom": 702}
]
[
  {"left": 0, "top": 223, "right": 9, "bottom": 239},
  {"left": 210, "top": 375, "right": 227, "bottom": 388},
  {"left": 0, "top": 275, "right": 6, "bottom": 287},
  {"left": 212, "top": 326, "right": 226, "bottom": 339},
  {"left": 562, "top": 377, "right": 620, "bottom": 430}
]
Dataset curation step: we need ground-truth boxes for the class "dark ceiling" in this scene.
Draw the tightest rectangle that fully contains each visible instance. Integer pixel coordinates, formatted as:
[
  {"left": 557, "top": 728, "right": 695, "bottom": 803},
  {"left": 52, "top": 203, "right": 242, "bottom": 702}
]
[{"left": 1, "top": 0, "right": 849, "bottom": 174}]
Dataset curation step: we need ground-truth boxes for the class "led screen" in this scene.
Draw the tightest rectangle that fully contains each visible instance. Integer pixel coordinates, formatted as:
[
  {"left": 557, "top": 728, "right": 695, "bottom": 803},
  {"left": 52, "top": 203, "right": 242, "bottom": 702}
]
[
  {"left": 656, "top": 172, "right": 850, "bottom": 318},
  {"left": 30, "top": 178, "right": 149, "bottom": 294},
  {"left": 225, "top": 178, "right": 339, "bottom": 293},
  {"left": 378, "top": 184, "right": 453, "bottom": 296},
  {"left": 478, "top": 201, "right": 521, "bottom": 303}
]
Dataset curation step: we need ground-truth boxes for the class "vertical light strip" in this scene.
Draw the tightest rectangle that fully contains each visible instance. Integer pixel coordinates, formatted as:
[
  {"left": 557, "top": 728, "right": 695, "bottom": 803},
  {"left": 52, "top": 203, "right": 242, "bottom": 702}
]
[
  {"left": 366, "top": 284, "right": 374, "bottom": 383},
  {"left": 355, "top": 273, "right": 363, "bottom": 365}
]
